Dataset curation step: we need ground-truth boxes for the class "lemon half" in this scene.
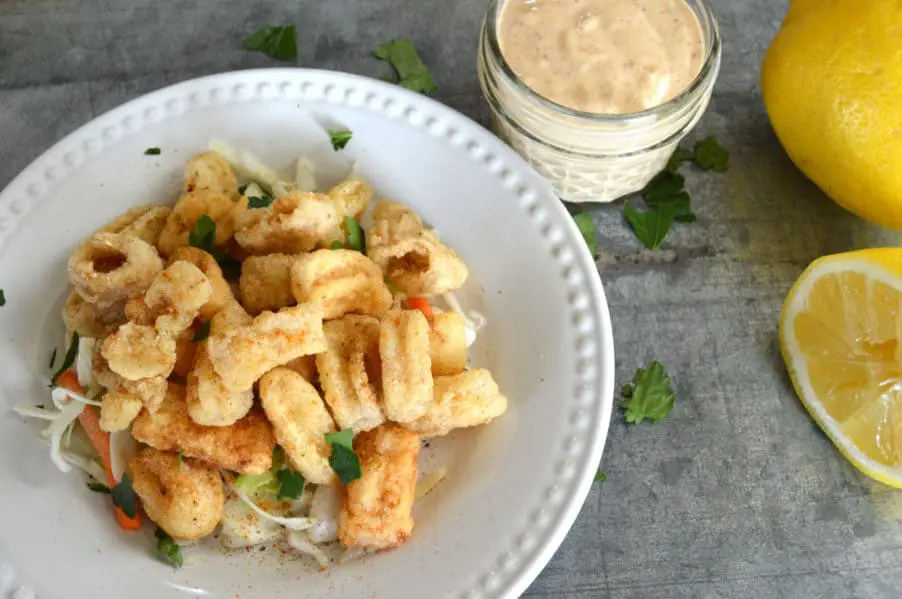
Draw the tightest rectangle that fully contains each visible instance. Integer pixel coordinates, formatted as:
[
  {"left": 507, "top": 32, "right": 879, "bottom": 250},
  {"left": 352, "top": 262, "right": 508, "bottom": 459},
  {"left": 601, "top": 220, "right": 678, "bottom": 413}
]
[{"left": 779, "top": 249, "right": 902, "bottom": 488}]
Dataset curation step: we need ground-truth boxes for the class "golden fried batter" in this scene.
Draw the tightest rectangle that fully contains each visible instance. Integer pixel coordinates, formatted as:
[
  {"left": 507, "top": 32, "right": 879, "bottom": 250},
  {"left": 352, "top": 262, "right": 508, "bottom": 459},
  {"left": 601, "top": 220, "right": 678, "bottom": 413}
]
[
  {"left": 317, "top": 315, "right": 385, "bottom": 432},
  {"left": 184, "top": 151, "right": 238, "bottom": 195},
  {"left": 157, "top": 189, "right": 247, "bottom": 257},
  {"left": 233, "top": 190, "right": 342, "bottom": 255},
  {"left": 186, "top": 344, "right": 254, "bottom": 426},
  {"left": 99, "top": 391, "right": 143, "bottom": 432},
  {"left": 327, "top": 178, "right": 374, "bottom": 219},
  {"left": 429, "top": 311, "right": 468, "bottom": 376},
  {"left": 259, "top": 367, "right": 336, "bottom": 485},
  {"left": 131, "top": 382, "right": 274, "bottom": 475},
  {"left": 367, "top": 201, "right": 468, "bottom": 296},
  {"left": 290, "top": 249, "right": 392, "bottom": 320},
  {"left": 167, "top": 246, "right": 235, "bottom": 321},
  {"left": 239, "top": 253, "right": 297, "bottom": 315},
  {"left": 129, "top": 447, "right": 224, "bottom": 541},
  {"left": 403, "top": 369, "right": 508, "bottom": 437},
  {"left": 101, "top": 322, "right": 177, "bottom": 381},
  {"left": 379, "top": 310, "right": 433, "bottom": 423},
  {"left": 63, "top": 292, "right": 126, "bottom": 338},
  {"left": 338, "top": 426, "right": 419, "bottom": 550},
  {"left": 206, "top": 303, "right": 326, "bottom": 391},
  {"left": 67, "top": 232, "right": 164, "bottom": 310}
]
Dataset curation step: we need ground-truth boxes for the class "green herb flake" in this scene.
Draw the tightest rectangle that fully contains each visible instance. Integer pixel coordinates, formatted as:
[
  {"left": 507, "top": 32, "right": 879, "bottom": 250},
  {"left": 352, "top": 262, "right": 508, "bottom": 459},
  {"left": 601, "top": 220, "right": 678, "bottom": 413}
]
[
  {"left": 144, "top": 147, "right": 161, "bottom": 156},
  {"left": 328, "top": 129, "right": 353, "bottom": 151},
  {"left": 50, "top": 332, "right": 79, "bottom": 386},
  {"left": 572, "top": 213, "right": 598, "bottom": 258},
  {"left": 643, "top": 172, "right": 696, "bottom": 224},
  {"left": 345, "top": 217, "right": 365, "bottom": 253},
  {"left": 243, "top": 24, "right": 298, "bottom": 61},
  {"left": 48, "top": 348, "right": 58, "bottom": 369},
  {"left": 277, "top": 469, "right": 305, "bottom": 499},
  {"left": 594, "top": 471, "right": 606, "bottom": 482},
  {"left": 0, "top": 289, "right": 5, "bottom": 307},
  {"left": 325, "top": 429, "right": 361, "bottom": 485},
  {"left": 331, "top": 240, "right": 345, "bottom": 250},
  {"left": 87, "top": 481, "right": 111, "bottom": 494},
  {"left": 372, "top": 40, "right": 437, "bottom": 95},
  {"left": 238, "top": 183, "right": 248, "bottom": 195},
  {"left": 111, "top": 473, "right": 138, "bottom": 519},
  {"left": 177, "top": 451, "right": 183, "bottom": 471},
  {"left": 188, "top": 215, "right": 217, "bottom": 254},
  {"left": 191, "top": 321, "right": 211, "bottom": 343},
  {"left": 665, "top": 146, "right": 693, "bottom": 174},
  {"left": 155, "top": 528, "right": 184, "bottom": 569},
  {"left": 693, "top": 136, "right": 729, "bottom": 172},
  {"left": 621, "top": 361, "right": 675, "bottom": 424},
  {"left": 247, "top": 195, "right": 274, "bottom": 209},
  {"left": 623, "top": 202, "right": 675, "bottom": 251}
]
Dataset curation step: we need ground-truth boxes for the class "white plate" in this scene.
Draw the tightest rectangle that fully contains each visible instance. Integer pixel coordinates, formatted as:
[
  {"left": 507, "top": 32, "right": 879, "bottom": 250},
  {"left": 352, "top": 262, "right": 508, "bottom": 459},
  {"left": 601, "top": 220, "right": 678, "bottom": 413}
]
[{"left": 0, "top": 69, "right": 614, "bottom": 599}]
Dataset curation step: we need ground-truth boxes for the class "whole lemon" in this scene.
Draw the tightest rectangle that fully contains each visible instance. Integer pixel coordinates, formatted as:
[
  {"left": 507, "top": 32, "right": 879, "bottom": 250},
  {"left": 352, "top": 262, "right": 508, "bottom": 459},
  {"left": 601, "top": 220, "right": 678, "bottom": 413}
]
[{"left": 761, "top": 0, "right": 902, "bottom": 229}]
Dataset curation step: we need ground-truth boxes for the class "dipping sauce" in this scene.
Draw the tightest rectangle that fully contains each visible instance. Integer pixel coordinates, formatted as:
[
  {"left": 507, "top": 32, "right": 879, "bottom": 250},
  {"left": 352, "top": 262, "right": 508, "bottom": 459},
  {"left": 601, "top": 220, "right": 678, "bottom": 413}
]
[{"left": 498, "top": 0, "right": 705, "bottom": 114}]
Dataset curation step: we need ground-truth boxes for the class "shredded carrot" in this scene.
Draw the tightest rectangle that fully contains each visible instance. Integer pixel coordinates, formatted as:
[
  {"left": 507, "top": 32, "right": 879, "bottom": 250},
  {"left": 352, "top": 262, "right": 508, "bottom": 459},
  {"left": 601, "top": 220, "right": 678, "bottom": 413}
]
[
  {"left": 62, "top": 371, "right": 142, "bottom": 531},
  {"left": 406, "top": 297, "right": 433, "bottom": 321}
]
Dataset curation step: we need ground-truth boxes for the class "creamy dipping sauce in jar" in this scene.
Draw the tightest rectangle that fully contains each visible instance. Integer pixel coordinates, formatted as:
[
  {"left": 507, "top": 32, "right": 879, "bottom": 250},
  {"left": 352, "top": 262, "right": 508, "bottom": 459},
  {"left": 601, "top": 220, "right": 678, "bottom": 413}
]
[{"left": 498, "top": 0, "right": 705, "bottom": 114}]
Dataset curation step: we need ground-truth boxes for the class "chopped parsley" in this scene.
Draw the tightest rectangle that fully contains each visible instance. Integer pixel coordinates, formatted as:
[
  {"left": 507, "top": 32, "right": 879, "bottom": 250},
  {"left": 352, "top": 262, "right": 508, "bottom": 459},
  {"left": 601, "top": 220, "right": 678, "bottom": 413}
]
[
  {"left": 643, "top": 172, "right": 696, "bottom": 224},
  {"left": 694, "top": 137, "right": 729, "bottom": 172},
  {"left": 277, "top": 469, "right": 305, "bottom": 499},
  {"left": 621, "top": 361, "right": 675, "bottom": 424},
  {"left": 188, "top": 215, "right": 216, "bottom": 254},
  {"left": 144, "top": 147, "right": 161, "bottom": 156},
  {"left": 331, "top": 240, "right": 345, "bottom": 250},
  {"left": 50, "top": 332, "right": 79, "bottom": 386},
  {"left": 111, "top": 473, "right": 138, "bottom": 519},
  {"left": 594, "top": 471, "right": 606, "bottom": 482},
  {"left": 48, "top": 348, "right": 57, "bottom": 369},
  {"left": 87, "top": 481, "right": 111, "bottom": 493},
  {"left": 372, "top": 40, "right": 437, "bottom": 94},
  {"left": 623, "top": 202, "right": 675, "bottom": 251},
  {"left": 243, "top": 24, "right": 298, "bottom": 61},
  {"left": 155, "top": 528, "right": 184, "bottom": 569},
  {"left": 665, "top": 146, "right": 694, "bottom": 174},
  {"left": 345, "top": 217, "right": 365, "bottom": 253},
  {"left": 0, "top": 288, "right": 5, "bottom": 307},
  {"left": 572, "top": 212, "right": 598, "bottom": 258},
  {"left": 247, "top": 195, "right": 274, "bottom": 209},
  {"left": 191, "top": 321, "right": 211, "bottom": 343},
  {"left": 328, "top": 129, "right": 353, "bottom": 151},
  {"left": 325, "top": 429, "right": 362, "bottom": 485}
]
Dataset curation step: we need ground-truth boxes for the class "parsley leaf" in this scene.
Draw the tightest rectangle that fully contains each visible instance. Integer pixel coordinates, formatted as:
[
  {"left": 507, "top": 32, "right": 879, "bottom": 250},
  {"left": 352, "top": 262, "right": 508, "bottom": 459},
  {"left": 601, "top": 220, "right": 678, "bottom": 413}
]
[
  {"left": 243, "top": 25, "right": 298, "bottom": 61},
  {"left": 50, "top": 332, "right": 79, "bottom": 386},
  {"left": 111, "top": 473, "right": 138, "bottom": 519},
  {"left": 665, "top": 146, "right": 693, "bottom": 174},
  {"left": 48, "top": 348, "right": 57, "bottom": 369},
  {"left": 87, "top": 481, "right": 111, "bottom": 493},
  {"left": 192, "top": 321, "right": 211, "bottom": 343},
  {"left": 572, "top": 213, "right": 598, "bottom": 258},
  {"left": 372, "top": 40, "right": 437, "bottom": 94},
  {"left": 623, "top": 202, "right": 675, "bottom": 251},
  {"left": 325, "top": 429, "right": 361, "bottom": 484},
  {"left": 155, "top": 528, "right": 184, "bottom": 569},
  {"left": 144, "top": 147, "right": 161, "bottom": 156},
  {"left": 328, "top": 130, "right": 353, "bottom": 151},
  {"left": 594, "top": 471, "right": 606, "bottom": 482},
  {"left": 188, "top": 215, "right": 216, "bottom": 254},
  {"left": 621, "top": 361, "right": 675, "bottom": 424},
  {"left": 331, "top": 240, "right": 345, "bottom": 250},
  {"left": 247, "top": 195, "right": 274, "bottom": 209},
  {"left": 693, "top": 137, "right": 729, "bottom": 172},
  {"left": 345, "top": 217, "right": 365, "bottom": 253},
  {"left": 277, "top": 469, "right": 305, "bottom": 499},
  {"left": 0, "top": 289, "right": 5, "bottom": 307},
  {"left": 643, "top": 172, "right": 696, "bottom": 224}
]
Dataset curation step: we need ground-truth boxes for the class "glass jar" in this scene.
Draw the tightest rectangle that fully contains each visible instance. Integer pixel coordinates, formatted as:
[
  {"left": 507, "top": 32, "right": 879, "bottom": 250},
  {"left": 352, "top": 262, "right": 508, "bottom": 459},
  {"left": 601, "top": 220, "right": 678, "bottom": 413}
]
[{"left": 477, "top": 0, "right": 722, "bottom": 204}]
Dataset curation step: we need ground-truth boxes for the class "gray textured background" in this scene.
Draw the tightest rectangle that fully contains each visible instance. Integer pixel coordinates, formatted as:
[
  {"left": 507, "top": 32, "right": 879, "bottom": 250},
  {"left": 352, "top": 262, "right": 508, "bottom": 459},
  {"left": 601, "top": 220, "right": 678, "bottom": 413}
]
[{"left": 2, "top": 0, "right": 902, "bottom": 597}]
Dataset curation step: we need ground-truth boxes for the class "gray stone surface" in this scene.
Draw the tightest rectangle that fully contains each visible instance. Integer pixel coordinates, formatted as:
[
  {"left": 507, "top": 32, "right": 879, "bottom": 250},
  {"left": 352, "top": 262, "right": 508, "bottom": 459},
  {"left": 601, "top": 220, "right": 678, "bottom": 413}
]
[{"left": 2, "top": 0, "right": 901, "bottom": 597}]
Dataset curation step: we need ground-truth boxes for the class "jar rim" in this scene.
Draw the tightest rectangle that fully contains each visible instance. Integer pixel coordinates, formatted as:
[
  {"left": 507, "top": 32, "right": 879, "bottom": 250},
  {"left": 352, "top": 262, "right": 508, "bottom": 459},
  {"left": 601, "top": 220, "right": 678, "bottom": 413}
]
[{"left": 484, "top": 0, "right": 722, "bottom": 122}]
